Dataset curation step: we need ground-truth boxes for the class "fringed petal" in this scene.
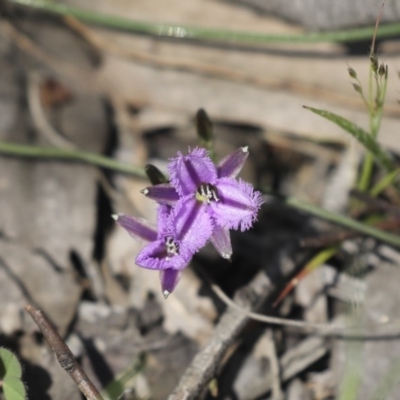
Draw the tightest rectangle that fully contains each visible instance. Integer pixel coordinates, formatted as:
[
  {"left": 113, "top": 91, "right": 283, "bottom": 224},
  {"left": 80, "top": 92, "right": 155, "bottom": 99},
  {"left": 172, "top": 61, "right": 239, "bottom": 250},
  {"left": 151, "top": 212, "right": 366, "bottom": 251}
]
[
  {"left": 173, "top": 196, "right": 213, "bottom": 254},
  {"left": 156, "top": 204, "right": 172, "bottom": 237},
  {"left": 112, "top": 213, "right": 157, "bottom": 242},
  {"left": 217, "top": 146, "right": 249, "bottom": 179},
  {"left": 210, "top": 225, "right": 232, "bottom": 260},
  {"left": 136, "top": 240, "right": 192, "bottom": 270},
  {"left": 168, "top": 148, "right": 217, "bottom": 196},
  {"left": 141, "top": 183, "right": 179, "bottom": 206},
  {"left": 210, "top": 178, "right": 264, "bottom": 231}
]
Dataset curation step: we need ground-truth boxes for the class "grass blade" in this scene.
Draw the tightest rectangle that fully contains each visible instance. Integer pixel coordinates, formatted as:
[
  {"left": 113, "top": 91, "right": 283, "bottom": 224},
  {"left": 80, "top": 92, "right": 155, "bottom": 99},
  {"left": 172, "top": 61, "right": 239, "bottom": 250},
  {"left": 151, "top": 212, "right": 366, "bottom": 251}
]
[
  {"left": 304, "top": 106, "right": 396, "bottom": 172},
  {"left": 8, "top": 0, "right": 400, "bottom": 45},
  {"left": 0, "top": 141, "right": 146, "bottom": 178},
  {"left": 370, "top": 168, "right": 400, "bottom": 197},
  {"left": 284, "top": 196, "right": 400, "bottom": 248}
]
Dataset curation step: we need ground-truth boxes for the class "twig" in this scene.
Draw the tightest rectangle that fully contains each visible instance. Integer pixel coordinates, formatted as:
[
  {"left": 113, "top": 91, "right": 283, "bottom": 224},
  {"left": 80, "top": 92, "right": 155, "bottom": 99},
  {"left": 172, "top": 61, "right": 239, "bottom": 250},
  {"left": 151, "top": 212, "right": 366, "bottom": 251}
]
[
  {"left": 168, "top": 263, "right": 398, "bottom": 400},
  {"left": 234, "top": 335, "right": 328, "bottom": 399},
  {"left": 209, "top": 280, "right": 400, "bottom": 338},
  {"left": 25, "top": 304, "right": 104, "bottom": 400},
  {"left": 169, "top": 265, "right": 371, "bottom": 399},
  {"left": 264, "top": 330, "right": 283, "bottom": 400},
  {"left": 167, "top": 270, "right": 274, "bottom": 400}
]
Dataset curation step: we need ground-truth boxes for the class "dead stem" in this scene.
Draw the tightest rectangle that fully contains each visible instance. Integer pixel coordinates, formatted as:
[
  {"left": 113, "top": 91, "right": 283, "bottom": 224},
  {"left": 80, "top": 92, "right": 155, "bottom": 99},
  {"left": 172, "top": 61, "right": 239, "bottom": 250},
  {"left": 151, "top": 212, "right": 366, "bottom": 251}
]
[{"left": 25, "top": 304, "right": 104, "bottom": 400}]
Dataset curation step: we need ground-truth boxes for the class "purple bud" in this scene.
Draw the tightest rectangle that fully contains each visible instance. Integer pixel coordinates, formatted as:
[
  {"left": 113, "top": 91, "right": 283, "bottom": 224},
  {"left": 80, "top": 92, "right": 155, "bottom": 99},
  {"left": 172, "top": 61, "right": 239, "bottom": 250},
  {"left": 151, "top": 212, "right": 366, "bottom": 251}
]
[
  {"left": 141, "top": 184, "right": 179, "bottom": 206},
  {"left": 160, "top": 269, "right": 181, "bottom": 298}
]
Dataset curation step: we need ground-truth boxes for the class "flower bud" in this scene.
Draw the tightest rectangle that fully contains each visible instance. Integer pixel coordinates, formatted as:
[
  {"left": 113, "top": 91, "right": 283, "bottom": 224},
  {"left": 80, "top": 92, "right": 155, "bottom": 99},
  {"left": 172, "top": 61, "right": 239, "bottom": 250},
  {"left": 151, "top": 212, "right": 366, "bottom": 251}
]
[
  {"left": 196, "top": 108, "right": 213, "bottom": 143},
  {"left": 348, "top": 67, "right": 357, "bottom": 79},
  {"left": 145, "top": 164, "right": 167, "bottom": 185}
]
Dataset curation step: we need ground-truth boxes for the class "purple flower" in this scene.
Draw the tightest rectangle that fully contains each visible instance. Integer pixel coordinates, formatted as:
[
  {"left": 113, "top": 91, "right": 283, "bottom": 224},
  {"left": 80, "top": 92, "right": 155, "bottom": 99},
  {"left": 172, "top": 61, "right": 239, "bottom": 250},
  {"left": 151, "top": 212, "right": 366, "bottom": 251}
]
[
  {"left": 113, "top": 203, "right": 212, "bottom": 297},
  {"left": 142, "top": 147, "right": 263, "bottom": 260}
]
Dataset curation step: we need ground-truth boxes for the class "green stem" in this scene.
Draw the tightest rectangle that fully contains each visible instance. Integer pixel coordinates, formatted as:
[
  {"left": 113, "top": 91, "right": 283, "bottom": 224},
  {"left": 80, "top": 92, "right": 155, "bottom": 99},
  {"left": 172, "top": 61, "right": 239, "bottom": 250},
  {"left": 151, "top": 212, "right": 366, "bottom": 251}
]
[
  {"left": 1, "top": 140, "right": 400, "bottom": 248},
  {"left": 357, "top": 66, "right": 388, "bottom": 192},
  {"left": 8, "top": 0, "right": 400, "bottom": 44},
  {"left": 0, "top": 141, "right": 146, "bottom": 178},
  {"left": 370, "top": 168, "right": 400, "bottom": 197},
  {"left": 284, "top": 196, "right": 400, "bottom": 248},
  {"left": 357, "top": 62, "right": 375, "bottom": 192}
]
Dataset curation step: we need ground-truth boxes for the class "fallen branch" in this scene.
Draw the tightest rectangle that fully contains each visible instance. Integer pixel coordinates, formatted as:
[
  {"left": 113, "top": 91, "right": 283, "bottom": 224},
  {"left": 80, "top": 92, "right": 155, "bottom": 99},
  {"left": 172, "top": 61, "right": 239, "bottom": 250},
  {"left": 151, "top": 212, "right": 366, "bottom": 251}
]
[{"left": 25, "top": 304, "right": 104, "bottom": 400}]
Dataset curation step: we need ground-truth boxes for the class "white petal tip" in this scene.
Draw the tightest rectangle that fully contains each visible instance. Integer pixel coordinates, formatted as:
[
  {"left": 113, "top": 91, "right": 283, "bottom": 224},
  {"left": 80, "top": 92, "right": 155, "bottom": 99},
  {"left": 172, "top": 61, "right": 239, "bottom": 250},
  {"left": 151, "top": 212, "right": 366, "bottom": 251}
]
[
  {"left": 241, "top": 146, "right": 249, "bottom": 153},
  {"left": 222, "top": 253, "right": 232, "bottom": 260},
  {"left": 140, "top": 188, "right": 149, "bottom": 195},
  {"left": 111, "top": 214, "right": 119, "bottom": 221},
  {"left": 163, "top": 290, "right": 170, "bottom": 299}
]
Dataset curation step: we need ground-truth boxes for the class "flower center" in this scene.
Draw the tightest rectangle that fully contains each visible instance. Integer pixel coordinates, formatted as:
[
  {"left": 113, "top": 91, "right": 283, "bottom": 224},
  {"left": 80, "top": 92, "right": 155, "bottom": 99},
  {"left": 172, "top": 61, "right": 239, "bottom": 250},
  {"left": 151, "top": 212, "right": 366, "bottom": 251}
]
[
  {"left": 196, "top": 182, "right": 219, "bottom": 204},
  {"left": 164, "top": 236, "right": 179, "bottom": 258}
]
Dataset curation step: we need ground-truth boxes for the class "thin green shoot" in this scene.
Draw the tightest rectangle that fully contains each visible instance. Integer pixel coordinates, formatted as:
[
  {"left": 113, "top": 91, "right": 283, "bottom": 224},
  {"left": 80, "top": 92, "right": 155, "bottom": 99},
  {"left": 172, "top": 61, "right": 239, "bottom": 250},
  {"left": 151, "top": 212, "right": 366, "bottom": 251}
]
[
  {"left": 370, "top": 169, "right": 400, "bottom": 197},
  {"left": 7, "top": 0, "right": 400, "bottom": 45},
  {"left": 358, "top": 3, "right": 387, "bottom": 191},
  {"left": 0, "top": 141, "right": 146, "bottom": 178},
  {"left": 101, "top": 354, "right": 147, "bottom": 400},
  {"left": 303, "top": 107, "right": 396, "bottom": 173}
]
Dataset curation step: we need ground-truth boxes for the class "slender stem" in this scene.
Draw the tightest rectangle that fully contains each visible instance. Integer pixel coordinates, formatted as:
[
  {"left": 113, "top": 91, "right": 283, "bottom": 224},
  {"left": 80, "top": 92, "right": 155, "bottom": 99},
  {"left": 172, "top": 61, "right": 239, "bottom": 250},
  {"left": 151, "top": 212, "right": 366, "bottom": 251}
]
[
  {"left": 358, "top": 62, "right": 375, "bottom": 192},
  {"left": 374, "top": 67, "right": 389, "bottom": 136},
  {"left": 370, "top": 168, "right": 400, "bottom": 197},
  {"left": 8, "top": 0, "right": 400, "bottom": 45},
  {"left": 0, "top": 141, "right": 146, "bottom": 178},
  {"left": 1, "top": 139, "right": 399, "bottom": 247},
  {"left": 357, "top": 11, "right": 387, "bottom": 192},
  {"left": 284, "top": 196, "right": 400, "bottom": 248}
]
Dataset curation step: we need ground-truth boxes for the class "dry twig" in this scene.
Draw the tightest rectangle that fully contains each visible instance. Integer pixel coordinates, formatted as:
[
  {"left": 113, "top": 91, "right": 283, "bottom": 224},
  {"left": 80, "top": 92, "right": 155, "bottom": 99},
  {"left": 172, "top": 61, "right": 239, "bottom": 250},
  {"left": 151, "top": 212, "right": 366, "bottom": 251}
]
[
  {"left": 167, "top": 269, "right": 273, "bottom": 400},
  {"left": 264, "top": 330, "right": 283, "bottom": 400},
  {"left": 25, "top": 304, "right": 103, "bottom": 400},
  {"left": 209, "top": 277, "right": 400, "bottom": 338}
]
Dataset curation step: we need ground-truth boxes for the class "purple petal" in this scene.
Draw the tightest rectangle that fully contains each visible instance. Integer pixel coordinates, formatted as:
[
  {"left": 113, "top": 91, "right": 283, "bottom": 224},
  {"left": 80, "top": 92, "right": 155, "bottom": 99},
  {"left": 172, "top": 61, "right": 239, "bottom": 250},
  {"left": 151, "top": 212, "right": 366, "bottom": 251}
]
[
  {"left": 112, "top": 213, "right": 157, "bottom": 242},
  {"left": 168, "top": 148, "right": 217, "bottom": 196},
  {"left": 173, "top": 196, "right": 214, "bottom": 253},
  {"left": 160, "top": 269, "right": 181, "bottom": 298},
  {"left": 141, "top": 184, "right": 179, "bottom": 206},
  {"left": 217, "top": 146, "right": 249, "bottom": 179},
  {"left": 136, "top": 240, "right": 192, "bottom": 270},
  {"left": 210, "top": 226, "right": 232, "bottom": 260},
  {"left": 156, "top": 204, "right": 172, "bottom": 238},
  {"left": 210, "top": 178, "right": 264, "bottom": 231}
]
